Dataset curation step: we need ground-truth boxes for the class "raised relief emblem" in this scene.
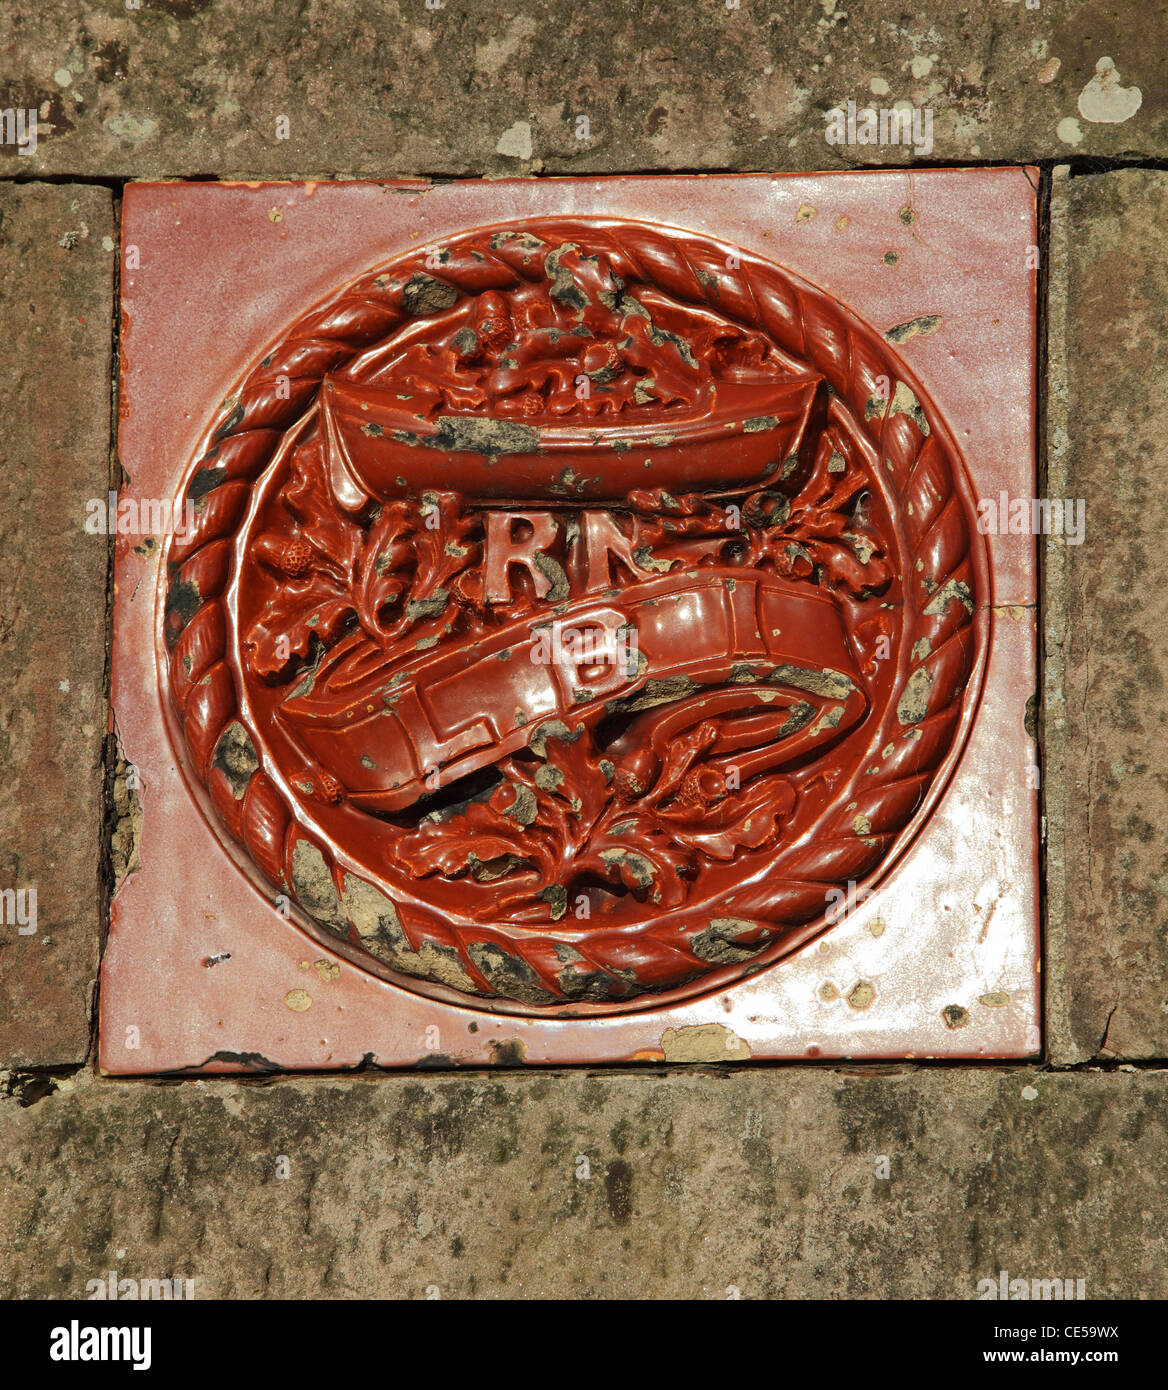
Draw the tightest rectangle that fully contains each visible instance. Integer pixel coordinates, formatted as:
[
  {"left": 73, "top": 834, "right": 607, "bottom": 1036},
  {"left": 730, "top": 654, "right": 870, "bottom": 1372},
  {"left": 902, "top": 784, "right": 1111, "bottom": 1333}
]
[{"left": 163, "top": 221, "right": 986, "bottom": 1008}]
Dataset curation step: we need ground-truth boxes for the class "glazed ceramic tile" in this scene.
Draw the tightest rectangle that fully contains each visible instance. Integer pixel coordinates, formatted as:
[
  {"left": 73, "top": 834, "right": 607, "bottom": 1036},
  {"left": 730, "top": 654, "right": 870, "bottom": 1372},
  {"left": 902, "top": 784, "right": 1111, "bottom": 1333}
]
[{"left": 102, "top": 172, "right": 1040, "bottom": 1071}]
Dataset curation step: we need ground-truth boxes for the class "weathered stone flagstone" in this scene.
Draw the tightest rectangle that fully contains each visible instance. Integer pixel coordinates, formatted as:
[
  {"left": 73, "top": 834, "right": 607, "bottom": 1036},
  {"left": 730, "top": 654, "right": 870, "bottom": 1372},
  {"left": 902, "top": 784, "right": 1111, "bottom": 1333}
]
[
  {"left": 2, "top": 1067, "right": 1165, "bottom": 1299},
  {"left": 3, "top": 2, "right": 1167, "bottom": 179},
  {"left": 1045, "top": 167, "right": 1168, "bottom": 1063},
  {"left": 0, "top": 183, "right": 113, "bottom": 1068}
]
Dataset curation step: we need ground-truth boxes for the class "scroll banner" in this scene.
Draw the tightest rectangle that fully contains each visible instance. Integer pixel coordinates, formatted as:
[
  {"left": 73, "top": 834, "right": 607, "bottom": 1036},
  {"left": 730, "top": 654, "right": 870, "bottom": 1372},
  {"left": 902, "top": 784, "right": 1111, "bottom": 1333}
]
[{"left": 281, "top": 570, "right": 866, "bottom": 813}]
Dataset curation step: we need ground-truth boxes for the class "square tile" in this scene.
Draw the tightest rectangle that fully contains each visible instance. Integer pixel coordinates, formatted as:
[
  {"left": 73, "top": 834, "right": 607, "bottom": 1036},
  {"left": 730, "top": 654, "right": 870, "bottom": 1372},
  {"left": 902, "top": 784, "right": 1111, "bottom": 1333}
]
[{"left": 102, "top": 171, "right": 1040, "bottom": 1072}]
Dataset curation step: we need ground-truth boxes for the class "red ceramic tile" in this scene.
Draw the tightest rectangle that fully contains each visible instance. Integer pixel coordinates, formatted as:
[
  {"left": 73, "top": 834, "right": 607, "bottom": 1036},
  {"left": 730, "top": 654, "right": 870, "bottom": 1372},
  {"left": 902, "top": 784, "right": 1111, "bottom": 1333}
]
[{"left": 101, "top": 172, "right": 1040, "bottom": 1072}]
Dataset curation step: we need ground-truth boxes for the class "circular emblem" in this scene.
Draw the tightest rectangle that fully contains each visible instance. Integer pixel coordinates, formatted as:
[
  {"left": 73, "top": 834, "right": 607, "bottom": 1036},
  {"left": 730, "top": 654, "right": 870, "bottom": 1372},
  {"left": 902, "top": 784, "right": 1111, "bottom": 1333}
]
[{"left": 161, "top": 219, "right": 988, "bottom": 1012}]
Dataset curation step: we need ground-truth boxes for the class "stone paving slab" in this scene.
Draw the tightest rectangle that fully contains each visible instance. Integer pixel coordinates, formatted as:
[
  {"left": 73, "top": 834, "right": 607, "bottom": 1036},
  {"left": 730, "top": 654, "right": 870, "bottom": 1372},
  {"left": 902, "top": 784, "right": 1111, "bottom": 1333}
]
[
  {"left": 0, "top": 185, "right": 113, "bottom": 1068},
  {"left": 3, "top": 1, "right": 1164, "bottom": 178},
  {"left": 1, "top": 1067, "right": 1164, "bottom": 1298},
  {"left": 1045, "top": 168, "right": 1168, "bottom": 1063}
]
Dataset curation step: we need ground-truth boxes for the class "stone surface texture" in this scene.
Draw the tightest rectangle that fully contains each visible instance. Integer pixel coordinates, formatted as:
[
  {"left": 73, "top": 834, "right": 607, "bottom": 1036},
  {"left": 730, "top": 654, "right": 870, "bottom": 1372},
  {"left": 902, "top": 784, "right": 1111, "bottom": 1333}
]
[
  {"left": 2, "top": 1068, "right": 1166, "bottom": 1299},
  {"left": 3, "top": 2, "right": 1166, "bottom": 178},
  {"left": 0, "top": 184, "right": 113, "bottom": 1068},
  {"left": 1046, "top": 168, "right": 1168, "bottom": 1063}
]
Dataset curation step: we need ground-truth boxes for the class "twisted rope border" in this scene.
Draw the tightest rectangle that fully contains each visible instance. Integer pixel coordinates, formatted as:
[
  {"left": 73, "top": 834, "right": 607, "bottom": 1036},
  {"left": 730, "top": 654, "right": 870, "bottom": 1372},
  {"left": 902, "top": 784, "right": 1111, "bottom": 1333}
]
[{"left": 163, "top": 219, "right": 985, "bottom": 1008}]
